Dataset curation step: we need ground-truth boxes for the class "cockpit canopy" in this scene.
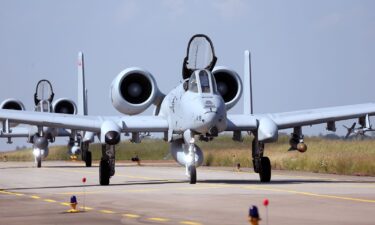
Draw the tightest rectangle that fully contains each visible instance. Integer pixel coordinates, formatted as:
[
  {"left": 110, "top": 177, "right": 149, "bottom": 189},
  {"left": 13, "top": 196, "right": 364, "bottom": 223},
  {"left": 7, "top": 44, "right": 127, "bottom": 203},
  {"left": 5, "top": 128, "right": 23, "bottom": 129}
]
[
  {"left": 182, "top": 34, "right": 217, "bottom": 80},
  {"left": 188, "top": 70, "right": 217, "bottom": 94},
  {"left": 34, "top": 79, "right": 54, "bottom": 106}
]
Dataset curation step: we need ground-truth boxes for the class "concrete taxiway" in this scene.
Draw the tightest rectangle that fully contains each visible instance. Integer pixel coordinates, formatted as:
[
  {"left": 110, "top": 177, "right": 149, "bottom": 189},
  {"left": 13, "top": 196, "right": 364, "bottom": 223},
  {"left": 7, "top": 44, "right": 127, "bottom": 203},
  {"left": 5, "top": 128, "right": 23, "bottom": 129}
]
[{"left": 1, "top": 161, "right": 374, "bottom": 225}]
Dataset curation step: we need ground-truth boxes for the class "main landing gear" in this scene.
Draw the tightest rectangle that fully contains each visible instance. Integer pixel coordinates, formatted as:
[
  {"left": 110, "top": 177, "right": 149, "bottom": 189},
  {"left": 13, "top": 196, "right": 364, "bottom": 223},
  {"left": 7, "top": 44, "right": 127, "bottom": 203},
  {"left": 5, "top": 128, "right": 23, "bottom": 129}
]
[
  {"left": 81, "top": 142, "right": 92, "bottom": 167},
  {"left": 99, "top": 144, "right": 115, "bottom": 185},
  {"left": 251, "top": 135, "right": 271, "bottom": 182}
]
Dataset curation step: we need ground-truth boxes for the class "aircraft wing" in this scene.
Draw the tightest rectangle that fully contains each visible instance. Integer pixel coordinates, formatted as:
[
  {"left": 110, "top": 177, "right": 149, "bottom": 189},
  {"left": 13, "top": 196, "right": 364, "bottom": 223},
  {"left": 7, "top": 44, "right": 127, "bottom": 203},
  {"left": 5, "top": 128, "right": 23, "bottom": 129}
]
[
  {"left": 226, "top": 114, "right": 258, "bottom": 131},
  {"left": 0, "top": 126, "right": 30, "bottom": 138},
  {"left": 268, "top": 103, "right": 375, "bottom": 129},
  {"left": 0, "top": 109, "right": 169, "bottom": 133},
  {"left": 0, "top": 126, "right": 73, "bottom": 138}
]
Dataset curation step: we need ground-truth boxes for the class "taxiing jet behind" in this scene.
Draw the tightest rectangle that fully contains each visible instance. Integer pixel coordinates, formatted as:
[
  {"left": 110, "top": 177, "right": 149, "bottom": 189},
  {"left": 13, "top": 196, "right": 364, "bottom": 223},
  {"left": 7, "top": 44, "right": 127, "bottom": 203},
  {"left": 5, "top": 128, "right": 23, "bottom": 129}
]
[{"left": 0, "top": 52, "right": 93, "bottom": 167}]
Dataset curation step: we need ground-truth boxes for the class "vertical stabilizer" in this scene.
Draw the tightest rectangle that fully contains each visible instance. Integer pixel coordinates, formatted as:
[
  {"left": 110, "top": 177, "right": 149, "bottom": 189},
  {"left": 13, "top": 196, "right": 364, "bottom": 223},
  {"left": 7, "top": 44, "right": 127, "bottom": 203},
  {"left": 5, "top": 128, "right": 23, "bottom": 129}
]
[
  {"left": 78, "top": 52, "right": 88, "bottom": 115},
  {"left": 243, "top": 50, "right": 253, "bottom": 115}
]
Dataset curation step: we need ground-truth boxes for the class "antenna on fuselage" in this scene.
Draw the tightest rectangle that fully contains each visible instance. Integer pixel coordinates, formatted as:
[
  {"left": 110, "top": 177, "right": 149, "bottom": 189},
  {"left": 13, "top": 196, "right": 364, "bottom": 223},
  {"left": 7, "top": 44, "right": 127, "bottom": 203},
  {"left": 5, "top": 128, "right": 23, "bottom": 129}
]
[{"left": 244, "top": 50, "right": 253, "bottom": 115}]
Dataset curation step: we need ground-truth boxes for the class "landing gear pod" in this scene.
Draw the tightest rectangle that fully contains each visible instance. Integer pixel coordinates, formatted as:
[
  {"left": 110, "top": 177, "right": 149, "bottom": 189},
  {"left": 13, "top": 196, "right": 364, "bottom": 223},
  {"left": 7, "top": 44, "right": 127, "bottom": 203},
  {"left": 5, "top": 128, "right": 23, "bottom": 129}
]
[{"left": 170, "top": 138, "right": 204, "bottom": 167}]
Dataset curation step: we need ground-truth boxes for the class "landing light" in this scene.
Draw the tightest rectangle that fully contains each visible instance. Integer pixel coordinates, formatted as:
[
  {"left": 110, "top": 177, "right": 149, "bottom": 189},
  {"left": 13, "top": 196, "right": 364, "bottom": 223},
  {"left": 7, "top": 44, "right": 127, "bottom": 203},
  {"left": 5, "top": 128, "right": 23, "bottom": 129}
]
[
  {"left": 33, "top": 148, "right": 45, "bottom": 157},
  {"left": 185, "top": 154, "right": 193, "bottom": 164}
]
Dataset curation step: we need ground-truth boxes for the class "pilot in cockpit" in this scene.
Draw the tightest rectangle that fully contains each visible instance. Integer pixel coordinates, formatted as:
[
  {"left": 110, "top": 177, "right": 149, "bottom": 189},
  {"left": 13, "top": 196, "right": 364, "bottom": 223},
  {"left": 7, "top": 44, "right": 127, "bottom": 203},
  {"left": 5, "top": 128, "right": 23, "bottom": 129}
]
[{"left": 189, "top": 73, "right": 198, "bottom": 92}]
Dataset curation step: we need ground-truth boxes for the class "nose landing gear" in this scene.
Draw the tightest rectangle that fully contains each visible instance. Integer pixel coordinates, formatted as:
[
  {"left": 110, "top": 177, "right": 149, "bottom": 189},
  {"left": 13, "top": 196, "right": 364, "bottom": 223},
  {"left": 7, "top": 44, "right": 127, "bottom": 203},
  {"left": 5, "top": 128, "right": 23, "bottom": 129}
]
[
  {"left": 188, "top": 165, "right": 197, "bottom": 184},
  {"left": 184, "top": 130, "right": 198, "bottom": 184}
]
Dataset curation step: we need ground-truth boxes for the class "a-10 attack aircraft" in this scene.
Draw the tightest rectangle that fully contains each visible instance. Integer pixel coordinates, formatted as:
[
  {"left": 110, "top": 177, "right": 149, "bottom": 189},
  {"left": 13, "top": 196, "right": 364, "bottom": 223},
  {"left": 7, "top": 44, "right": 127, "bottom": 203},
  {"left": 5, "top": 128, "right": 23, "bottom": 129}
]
[
  {"left": 1, "top": 34, "right": 375, "bottom": 185},
  {"left": 0, "top": 52, "right": 94, "bottom": 167}
]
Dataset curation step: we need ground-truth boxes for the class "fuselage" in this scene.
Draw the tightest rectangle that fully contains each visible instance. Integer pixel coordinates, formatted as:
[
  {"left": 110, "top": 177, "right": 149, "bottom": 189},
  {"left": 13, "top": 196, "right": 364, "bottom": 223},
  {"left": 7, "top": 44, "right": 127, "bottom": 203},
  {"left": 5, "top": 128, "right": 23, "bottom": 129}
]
[{"left": 159, "top": 70, "right": 227, "bottom": 135}]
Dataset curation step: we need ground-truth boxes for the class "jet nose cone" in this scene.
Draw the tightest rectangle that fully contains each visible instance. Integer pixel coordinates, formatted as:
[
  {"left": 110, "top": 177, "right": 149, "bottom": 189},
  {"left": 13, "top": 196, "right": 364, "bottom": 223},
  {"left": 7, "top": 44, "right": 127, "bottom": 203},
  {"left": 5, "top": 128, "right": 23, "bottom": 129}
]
[{"left": 202, "top": 111, "right": 217, "bottom": 123}]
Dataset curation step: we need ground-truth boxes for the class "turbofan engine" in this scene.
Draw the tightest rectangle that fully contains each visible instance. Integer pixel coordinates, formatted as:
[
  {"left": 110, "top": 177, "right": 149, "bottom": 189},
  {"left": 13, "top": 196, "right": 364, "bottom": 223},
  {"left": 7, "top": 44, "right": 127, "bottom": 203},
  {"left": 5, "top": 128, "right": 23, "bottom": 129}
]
[
  {"left": 212, "top": 67, "right": 242, "bottom": 110},
  {"left": 0, "top": 98, "right": 25, "bottom": 111},
  {"left": 170, "top": 139, "right": 204, "bottom": 167},
  {"left": 111, "top": 67, "right": 164, "bottom": 115},
  {"left": 0, "top": 98, "right": 26, "bottom": 127},
  {"left": 52, "top": 98, "right": 77, "bottom": 114}
]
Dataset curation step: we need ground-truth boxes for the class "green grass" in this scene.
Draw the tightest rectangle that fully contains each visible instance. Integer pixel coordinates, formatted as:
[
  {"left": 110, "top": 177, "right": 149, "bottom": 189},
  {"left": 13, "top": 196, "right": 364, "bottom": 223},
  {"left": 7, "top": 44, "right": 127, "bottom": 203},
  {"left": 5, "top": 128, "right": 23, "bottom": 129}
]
[{"left": 1, "top": 135, "right": 375, "bottom": 176}]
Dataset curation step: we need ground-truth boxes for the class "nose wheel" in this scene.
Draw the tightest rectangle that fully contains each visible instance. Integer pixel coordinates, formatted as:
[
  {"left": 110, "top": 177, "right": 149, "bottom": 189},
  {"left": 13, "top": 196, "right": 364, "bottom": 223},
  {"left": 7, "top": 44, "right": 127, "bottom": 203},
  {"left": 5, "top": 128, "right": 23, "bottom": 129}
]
[
  {"left": 188, "top": 165, "right": 197, "bottom": 184},
  {"left": 36, "top": 156, "right": 42, "bottom": 168}
]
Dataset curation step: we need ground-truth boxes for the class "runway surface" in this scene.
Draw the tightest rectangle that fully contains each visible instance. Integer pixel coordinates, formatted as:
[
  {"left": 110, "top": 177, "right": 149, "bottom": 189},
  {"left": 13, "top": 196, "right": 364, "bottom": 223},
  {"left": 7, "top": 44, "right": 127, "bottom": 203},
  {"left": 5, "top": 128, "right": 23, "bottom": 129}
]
[{"left": 1, "top": 161, "right": 374, "bottom": 225}]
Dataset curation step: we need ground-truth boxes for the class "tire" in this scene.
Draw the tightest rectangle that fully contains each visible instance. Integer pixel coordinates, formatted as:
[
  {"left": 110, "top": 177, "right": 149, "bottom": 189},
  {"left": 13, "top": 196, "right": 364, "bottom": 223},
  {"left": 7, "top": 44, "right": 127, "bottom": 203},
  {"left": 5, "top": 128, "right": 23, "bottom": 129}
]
[
  {"left": 36, "top": 156, "right": 42, "bottom": 168},
  {"left": 99, "top": 160, "right": 110, "bottom": 185},
  {"left": 259, "top": 157, "right": 271, "bottom": 182},
  {"left": 189, "top": 165, "right": 197, "bottom": 184},
  {"left": 85, "top": 151, "right": 92, "bottom": 167}
]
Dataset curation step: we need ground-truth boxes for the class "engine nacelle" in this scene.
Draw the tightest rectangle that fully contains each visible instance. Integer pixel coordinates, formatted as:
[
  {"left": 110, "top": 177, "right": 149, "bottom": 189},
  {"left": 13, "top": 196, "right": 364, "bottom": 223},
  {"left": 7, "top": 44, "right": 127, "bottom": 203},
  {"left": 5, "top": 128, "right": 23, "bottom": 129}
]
[
  {"left": 52, "top": 98, "right": 77, "bottom": 114},
  {"left": 212, "top": 67, "right": 242, "bottom": 110},
  {"left": 0, "top": 98, "right": 25, "bottom": 111},
  {"left": 111, "top": 67, "right": 163, "bottom": 115},
  {"left": 0, "top": 98, "right": 26, "bottom": 127},
  {"left": 170, "top": 139, "right": 204, "bottom": 167}
]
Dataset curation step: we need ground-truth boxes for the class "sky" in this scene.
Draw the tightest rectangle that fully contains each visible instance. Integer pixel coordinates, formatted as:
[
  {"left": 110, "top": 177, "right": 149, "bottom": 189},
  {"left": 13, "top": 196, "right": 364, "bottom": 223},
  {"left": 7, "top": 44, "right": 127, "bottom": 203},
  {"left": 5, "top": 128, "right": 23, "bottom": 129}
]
[{"left": 0, "top": 0, "right": 375, "bottom": 151}]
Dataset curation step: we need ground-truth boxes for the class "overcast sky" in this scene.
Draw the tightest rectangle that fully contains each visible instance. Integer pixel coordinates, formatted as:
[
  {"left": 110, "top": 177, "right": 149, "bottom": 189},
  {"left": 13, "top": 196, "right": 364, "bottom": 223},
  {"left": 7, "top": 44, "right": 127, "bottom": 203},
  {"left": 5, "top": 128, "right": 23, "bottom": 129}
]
[{"left": 0, "top": 0, "right": 375, "bottom": 151}]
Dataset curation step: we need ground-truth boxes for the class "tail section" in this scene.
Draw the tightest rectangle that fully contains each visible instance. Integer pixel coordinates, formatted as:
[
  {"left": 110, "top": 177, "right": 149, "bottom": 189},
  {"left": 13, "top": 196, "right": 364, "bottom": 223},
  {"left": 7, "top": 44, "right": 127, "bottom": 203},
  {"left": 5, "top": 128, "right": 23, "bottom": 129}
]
[
  {"left": 243, "top": 50, "right": 253, "bottom": 115},
  {"left": 78, "top": 52, "right": 88, "bottom": 116}
]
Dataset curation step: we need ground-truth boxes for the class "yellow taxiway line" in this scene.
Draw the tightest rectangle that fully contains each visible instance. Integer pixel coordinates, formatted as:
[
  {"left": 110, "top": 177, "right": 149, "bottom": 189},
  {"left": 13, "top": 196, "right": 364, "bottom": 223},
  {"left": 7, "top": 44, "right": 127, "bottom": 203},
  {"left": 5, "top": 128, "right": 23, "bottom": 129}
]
[
  {"left": 0, "top": 190, "right": 204, "bottom": 225},
  {"left": 123, "top": 213, "right": 140, "bottom": 218},
  {"left": 180, "top": 221, "right": 203, "bottom": 225},
  {"left": 43, "top": 165, "right": 375, "bottom": 204},
  {"left": 147, "top": 217, "right": 170, "bottom": 222}
]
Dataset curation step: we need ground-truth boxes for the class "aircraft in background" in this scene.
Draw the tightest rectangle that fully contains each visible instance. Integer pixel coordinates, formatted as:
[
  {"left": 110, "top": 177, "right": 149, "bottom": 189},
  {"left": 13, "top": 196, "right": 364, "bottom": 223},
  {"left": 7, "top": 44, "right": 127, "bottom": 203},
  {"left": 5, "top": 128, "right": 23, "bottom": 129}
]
[
  {"left": 343, "top": 115, "right": 375, "bottom": 139},
  {"left": 0, "top": 52, "right": 93, "bottom": 167},
  {"left": 0, "top": 34, "right": 375, "bottom": 185}
]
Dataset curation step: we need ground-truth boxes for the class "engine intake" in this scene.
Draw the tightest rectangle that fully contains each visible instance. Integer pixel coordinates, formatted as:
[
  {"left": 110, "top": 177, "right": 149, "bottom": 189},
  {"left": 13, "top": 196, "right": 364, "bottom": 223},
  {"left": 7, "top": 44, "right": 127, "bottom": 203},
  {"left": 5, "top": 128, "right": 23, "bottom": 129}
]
[
  {"left": 111, "top": 67, "right": 163, "bottom": 115},
  {"left": 212, "top": 67, "right": 242, "bottom": 110},
  {"left": 0, "top": 99, "right": 25, "bottom": 111},
  {"left": 0, "top": 99, "right": 26, "bottom": 127},
  {"left": 52, "top": 98, "right": 77, "bottom": 114}
]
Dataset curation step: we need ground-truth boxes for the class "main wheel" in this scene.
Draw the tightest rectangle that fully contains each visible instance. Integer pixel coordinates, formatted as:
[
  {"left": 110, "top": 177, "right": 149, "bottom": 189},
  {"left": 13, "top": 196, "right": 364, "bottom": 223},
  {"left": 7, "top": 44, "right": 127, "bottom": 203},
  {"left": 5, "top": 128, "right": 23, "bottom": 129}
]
[
  {"left": 189, "top": 165, "right": 197, "bottom": 184},
  {"left": 259, "top": 157, "right": 271, "bottom": 182},
  {"left": 99, "top": 160, "right": 110, "bottom": 185},
  {"left": 85, "top": 151, "right": 92, "bottom": 167},
  {"left": 36, "top": 156, "right": 42, "bottom": 168}
]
